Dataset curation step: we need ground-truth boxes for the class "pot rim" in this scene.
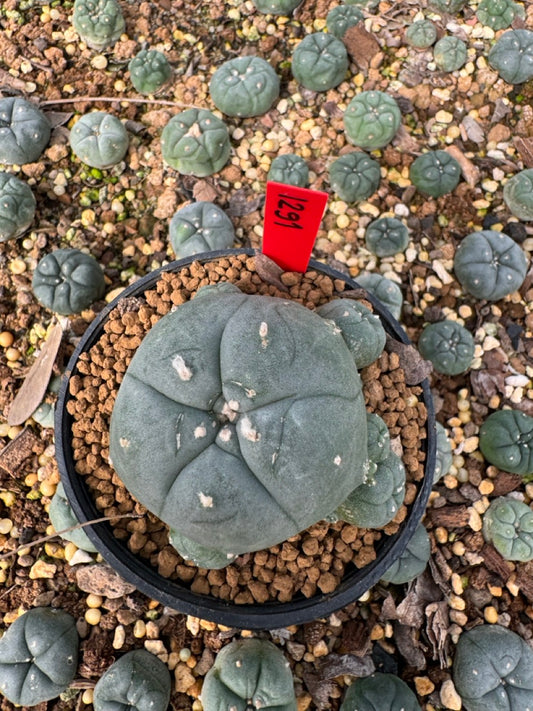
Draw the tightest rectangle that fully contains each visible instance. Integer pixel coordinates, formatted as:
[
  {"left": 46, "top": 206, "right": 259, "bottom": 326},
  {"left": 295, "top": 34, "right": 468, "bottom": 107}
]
[{"left": 55, "top": 248, "right": 436, "bottom": 629}]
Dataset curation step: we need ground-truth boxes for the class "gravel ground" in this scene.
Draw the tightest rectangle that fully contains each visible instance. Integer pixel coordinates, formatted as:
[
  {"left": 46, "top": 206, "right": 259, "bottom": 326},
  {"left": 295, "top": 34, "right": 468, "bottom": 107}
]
[{"left": 0, "top": 0, "right": 532, "bottom": 709}]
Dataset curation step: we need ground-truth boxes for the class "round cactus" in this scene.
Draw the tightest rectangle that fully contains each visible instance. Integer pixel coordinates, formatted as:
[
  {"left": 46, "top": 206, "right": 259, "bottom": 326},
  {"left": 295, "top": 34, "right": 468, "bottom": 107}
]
[
  {"left": 366, "top": 412, "right": 391, "bottom": 465},
  {"left": 317, "top": 298, "right": 386, "bottom": 369},
  {"left": 482, "top": 496, "right": 533, "bottom": 562},
  {"left": 48, "top": 482, "right": 98, "bottom": 553},
  {"left": 326, "top": 5, "right": 363, "bottom": 39},
  {"left": 453, "top": 624, "right": 533, "bottom": 711},
  {"left": 72, "top": 0, "right": 125, "bottom": 50},
  {"left": 476, "top": 0, "right": 525, "bottom": 30},
  {"left": 109, "top": 283, "right": 369, "bottom": 568},
  {"left": 405, "top": 20, "right": 438, "bottom": 49},
  {"left": 453, "top": 230, "right": 528, "bottom": 301},
  {"left": 434, "top": 422, "right": 453, "bottom": 483},
  {"left": 0, "top": 607, "right": 79, "bottom": 706},
  {"left": 417, "top": 320, "right": 475, "bottom": 375},
  {"left": 160, "top": 108, "right": 231, "bottom": 177},
  {"left": 210, "top": 56, "right": 280, "bottom": 118},
  {"left": 251, "top": 0, "right": 302, "bottom": 14},
  {"left": 479, "top": 409, "right": 533, "bottom": 477},
  {"left": 0, "top": 173, "right": 36, "bottom": 242},
  {"left": 32, "top": 248, "right": 106, "bottom": 315},
  {"left": 380, "top": 522, "right": 431, "bottom": 584},
  {"left": 329, "top": 151, "right": 381, "bottom": 202},
  {"left": 128, "top": 49, "right": 172, "bottom": 95},
  {"left": 433, "top": 35, "right": 468, "bottom": 71},
  {"left": 291, "top": 32, "right": 349, "bottom": 92},
  {"left": 169, "top": 201, "right": 235, "bottom": 258},
  {"left": 340, "top": 673, "right": 421, "bottom": 711},
  {"left": 503, "top": 168, "right": 533, "bottom": 221},
  {"left": 201, "top": 639, "right": 297, "bottom": 711},
  {"left": 364, "top": 217, "right": 409, "bottom": 257},
  {"left": 70, "top": 111, "right": 129, "bottom": 169},
  {"left": 355, "top": 272, "right": 403, "bottom": 320},
  {"left": 409, "top": 150, "right": 461, "bottom": 197},
  {"left": 344, "top": 91, "right": 402, "bottom": 152},
  {"left": 488, "top": 29, "right": 533, "bottom": 84},
  {"left": 0, "top": 97, "right": 51, "bottom": 166},
  {"left": 93, "top": 650, "right": 171, "bottom": 711},
  {"left": 428, "top": 0, "right": 466, "bottom": 11},
  {"left": 267, "top": 154, "right": 309, "bottom": 187}
]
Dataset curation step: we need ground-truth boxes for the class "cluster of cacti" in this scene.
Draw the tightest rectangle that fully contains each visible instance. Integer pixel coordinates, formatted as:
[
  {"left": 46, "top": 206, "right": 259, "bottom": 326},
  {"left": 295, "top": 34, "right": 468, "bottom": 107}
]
[
  {"left": 355, "top": 272, "right": 403, "bottom": 320},
  {"left": 169, "top": 201, "right": 236, "bottom": 258},
  {"left": 433, "top": 35, "right": 468, "bottom": 71},
  {"left": 405, "top": 19, "right": 437, "bottom": 49},
  {"left": 479, "top": 409, "right": 533, "bottom": 477},
  {"left": 326, "top": 5, "right": 363, "bottom": 39},
  {"left": 380, "top": 522, "right": 431, "bottom": 584},
  {"left": 0, "top": 172, "right": 36, "bottom": 242},
  {"left": 128, "top": 48, "right": 172, "bottom": 94},
  {"left": 329, "top": 151, "right": 381, "bottom": 202},
  {"left": 409, "top": 149, "right": 461, "bottom": 197},
  {"left": 291, "top": 32, "right": 349, "bottom": 91},
  {"left": 344, "top": 90, "right": 402, "bottom": 151},
  {"left": 503, "top": 168, "right": 533, "bottom": 221},
  {"left": 210, "top": 56, "right": 280, "bottom": 118},
  {"left": 49, "top": 481, "right": 98, "bottom": 553},
  {"left": 340, "top": 673, "right": 422, "bottom": 711},
  {"left": 364, "top": 216, "right": 409, "bottom": 257},
  {"left": 72, "top": 0, "right": 125, "bottom": 50},
  {"left": 70, "top": 111, "right": 129, "bottom": 169},
  {"left": 267, "top": 153, "right": 309, "bottom": 187},
  {"left": 488, "top": 29, "right": 533, "bottom": 84},
  {"left": 482, "top": 496, "right": 533, "bottom": 562},
  {"left": 417, "top": 320, "right": 475, "bottom": 375},
  {"left": 0, "top": 97, "right": 51, "bottom": 165},
  {"left": 476, "top": 0, "right": 525, "bottom": 30}
]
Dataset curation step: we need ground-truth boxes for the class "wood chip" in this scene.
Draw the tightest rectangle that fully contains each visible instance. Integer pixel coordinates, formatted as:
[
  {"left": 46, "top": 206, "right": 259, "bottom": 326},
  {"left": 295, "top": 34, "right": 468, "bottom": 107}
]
[
  {"left": 445, "top": 144, "right": 481, "bottom": 188},
  {"left": 426, "top": 505, "right": 470, "bottom": 528},
  {"left": 513, "top": 136, "right": 533, "bottom": 168},
  {"left": 254, "top": 253, "right": 289, "bottom": 292},
  {"left": 481, "top": 544, "right": 513, "bottom": 580},
  {"left": 0, "top": 426, "right": 41, "bottom": 479},
  {"left": 75, "top": 563, "right": 137, "bottom": 598},
  {"left": 343, "top": 24, "right": 382, "bottom": 71}
]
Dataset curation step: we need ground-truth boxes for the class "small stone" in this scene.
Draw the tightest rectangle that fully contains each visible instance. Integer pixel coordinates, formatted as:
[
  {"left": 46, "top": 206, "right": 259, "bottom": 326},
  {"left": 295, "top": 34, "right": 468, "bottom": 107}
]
[
  {"left": 174, "top": 662, "right": 196, "bottom": 693},
  {"left": 414, "top": 677, "right": 435, "bottom": 696},
  {"left": 440, "top": 679, "right": 462, "bottom": 711},
  {"left": 75, "top": 564, "right": 136, "bottom": 598},
  {"left": 29, "top": 560, "right": 57, "bottom": 579}
]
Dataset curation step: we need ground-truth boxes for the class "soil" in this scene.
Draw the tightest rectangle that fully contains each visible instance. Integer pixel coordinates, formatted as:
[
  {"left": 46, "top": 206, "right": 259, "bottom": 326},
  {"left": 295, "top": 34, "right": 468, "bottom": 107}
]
[{"left": 0, "top": 0, "right": 532, "bottom": 710}]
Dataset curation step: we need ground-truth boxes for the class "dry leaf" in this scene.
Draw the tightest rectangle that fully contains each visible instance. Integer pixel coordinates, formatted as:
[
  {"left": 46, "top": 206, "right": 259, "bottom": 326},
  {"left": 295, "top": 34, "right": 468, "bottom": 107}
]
[
  {"left": 226, "top": 188, "right": 264, "bottom": 217},
  {"left": 317, "top": 653, "right": 375, "bottom": 679},
  {"left": 254, "top": 252, "right": 289, "bottom": 292},
  {"left": 343, "top": 24, "right": 382, "bottom": 70},
  {"left": 385, "top": 335, "right": 433, "bottom": 385},
  {"left": 446, "top": 144, "right": 481, "bottom": 187},
  {"left": 192, "top": 179, "right": 218, "bottom": 203}
]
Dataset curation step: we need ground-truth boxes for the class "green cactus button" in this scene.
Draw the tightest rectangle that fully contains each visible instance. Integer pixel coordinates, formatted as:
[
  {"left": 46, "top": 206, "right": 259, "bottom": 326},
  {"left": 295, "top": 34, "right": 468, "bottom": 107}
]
[
  {"left": 72, "top": 0, "right": 125, "bottom": 50},
  {"left": 417, "top": 320, "right": 475, "bottom": 375},
  {"left": 503, "top": 168, "right": 533, "bottom": 221},
  {"left": 409, "top": 149, "right": 461, "bottom": 197},
  {"left": 344, "top": 91, "right": 402, "bottom": 151},
  {"left": 128, "top": 49, "right": 172, "bottom": 94},
  {"left": 479, "top": 409, "right": 533, "bottom": 477},
  {"left": 291, "top": 32, "right": 349, "bottom": 92},
  {"left": 0, "top": 97, "right": 51, "bottom": 165},
  {"left": 488, "top": 29, "right": 533, "bottom": 84},
  {"left": 267, "top": 154, "right": 309, "bottom": 187},
  {"left": 0, "top": 173, "right": 36, "bottom": 242},
  {"left": 70, "top": 111, "right": 129, "bottom": 169},
  {"left": 329, "top": 152, "right": 381, "bottom": 202},
  {"left": 169, "top": 201, "right": 235, "bottom": 258},
  {"left": 210, "top": 56, "right": 280, "bottom": 118},
  {"left": 482, "top": 496, "right": 533, "bottom": 561}
]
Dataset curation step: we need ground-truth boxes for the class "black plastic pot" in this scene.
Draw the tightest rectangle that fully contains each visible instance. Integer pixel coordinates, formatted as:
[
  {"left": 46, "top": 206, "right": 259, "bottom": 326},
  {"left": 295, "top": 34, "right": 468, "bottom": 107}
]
[{"left": 56, "top": 248, "right": 436, "bottom": 630}]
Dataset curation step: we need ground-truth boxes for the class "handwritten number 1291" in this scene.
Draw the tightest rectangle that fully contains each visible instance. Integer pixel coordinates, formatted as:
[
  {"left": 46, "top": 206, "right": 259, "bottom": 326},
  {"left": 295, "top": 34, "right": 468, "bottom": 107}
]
[{"left": 273, "top": 194, "right": 307, "bottom": 230}]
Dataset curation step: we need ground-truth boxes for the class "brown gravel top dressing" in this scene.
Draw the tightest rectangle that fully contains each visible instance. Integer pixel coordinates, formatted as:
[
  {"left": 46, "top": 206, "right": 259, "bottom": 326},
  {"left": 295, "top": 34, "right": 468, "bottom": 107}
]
[{"left": 66, "top": 254, "right": 427, "bottom": 604}]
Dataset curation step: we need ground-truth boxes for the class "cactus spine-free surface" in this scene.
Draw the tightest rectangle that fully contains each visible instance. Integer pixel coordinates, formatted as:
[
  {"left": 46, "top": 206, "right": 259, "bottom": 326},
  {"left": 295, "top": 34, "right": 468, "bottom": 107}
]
[
  {"left": 0, "top": 97, "right": 51, "bottom": 165},
  {"left": 0, "top": 173, "right": 36, "bottom": 241}
]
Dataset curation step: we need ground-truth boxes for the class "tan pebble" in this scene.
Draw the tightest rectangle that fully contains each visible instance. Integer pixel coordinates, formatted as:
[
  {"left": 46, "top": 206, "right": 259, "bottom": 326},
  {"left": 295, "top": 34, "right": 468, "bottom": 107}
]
[
  {"left": 82, "top": 689, "right": 94, "bottom": 705},
  {"left": 144, "top": 640, "right": 167, "bottom": 657},
  {"left": 29, "top": 560, "right": 57, "bottom": 579},
  {"left": 297, "top": 693, "right": 313, "bottom": 711},
  {"left": 479, "top": 479, "right": 494, "bottom": 496},
  {"left": 91, "top": 54, "right": 108, "bottom": 69},
  {"left": 313, "top": 640, "right": 329, "bottom": 657},
  {"left": 113, "top": 624, "right": 126, "bottom": 649},
  {"left": 468, "top": 507, "right": 483, "bottom": 531},
  {"left": 434, "top": 527, "right": 448, "bottom": 544},
  {"left": 414, "top": 677, "right": 435, "bottom": 696},
  {"left": 507, "top": 577, "right": 520, "bottom": 596},
  {"left": 451, "top": 573, "right": 464, "bottom": 596},
  {"left": 452, "top": 541, "right": 466, "bottom": 556},
  {"left": 370, "top": 624, "right": 384, "bottom": 640},
  {"left": 0, "top": 519, "right": 13, "bottom": 535},
  {"left": 462, "top": 436, "right": 479, "bottom": 454},
  {"left": 145, "top": 620, "right": 159, "bottom": 639},
  {"left": 440, "top": 679, "right": 462, "bottom": 711},
  {"left": 484, "top": 605, "right": 499, "bottom": 623},
  {"left": 174, "top": 663, "right": 196, "bottom": 693},
  {"left": 133, "top": 620, "right": 146, "bottom": 638},
  {"left": 449, "top": 593, "right": 466, "bottom": 611},
  {"left": 449, "top": 610, "right": 468, "bottom": 626},
  {"left": 85, "top": 608, "right": 101, "bottom": 626}
]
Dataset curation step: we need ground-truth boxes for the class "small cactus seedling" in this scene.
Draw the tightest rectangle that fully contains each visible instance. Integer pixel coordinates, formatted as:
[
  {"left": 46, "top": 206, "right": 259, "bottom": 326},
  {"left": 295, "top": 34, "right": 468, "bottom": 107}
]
[
  {"left": 70, "top": 111, "right": 129, "bottom": 169},
  {"left": 72, "top": 0, "right": 125, "bottom": 50},
  {"left": 479, "top": 409, "right": 533, "bottom": 477},
  {"left": 344, "top": 91, "right": 402, "bottom": 151},
  {"left": 32, "top": 248, "right": 106, "bottom": 315},
  {"left": 0, "top": 97, "right": 51, "bottom": 165},
  {"left": 405, "top": 20, "right": 438, "bottom": 49},
  {"left": 434, "top": 421, "right": 453, "bottom": 483},
  {"left": 417, "top": 320, "right": 475, "bottom": 375},
  {"left": 482, "top": 496, "right": 533, "bottom": 562},
  {"left": 428, "top": 0, "right": 467, "bottom": 11},
  {"left": 453, "top": 230, "right": 528, "bottom": 301},
  {"left": 169, "top": 201, "right": 235, "bottom": 258},
  {"left": 380, "top": 522, "right": 431, "bottom": 584},
  {"left": 364, "top": 216, "right": 409, "bottom": 257},
  {"left": 476, "top": 0, "right": 525, "bottom": 30},
  {"left": 409, "top": 150, "right": 461, "bottom": 197},
  {"left": 93, "top": 650, "right": 171, "bottom": 711},
  {"left": 48, "top": 482, "right": 98, "bottom": 553},
  {"left": 161, "top": 108, "right": 231, "bottom": 177},
  {"left": 340, "top": 673, "right": 421, "bottom": 711},
  {"left": 503, "top": 168, "right": 533, "bottom": 221},
  {"left": 488, "top": 29, "right": 533, "bottom": 84},
  {"left": 210, "top": 56, "right": 280, "bottom": 118},
  {"left": 433, "top": 35, "right": 468, "bottom": 71},
  {"left": 453, "top": 624, "right": 533, "bottom": 711},
  {"left": 128, "top": 49, "right": 172, "bottom": 94},
  {"left": 326, "top": 5, "right": 363, "bottom": 39},
  {"left": 0, "top": 607, "right": 79, "bottom": 706},
  {"left": 291, "top": 32, "right": 349, "bottom": 92},
  {"left": 267, "top": 154, "right": 309, "bottom": 187},
  {"left": 201, "top": 639, "right": 297, "bottom": 711},
  {"left": 329, "top": 151, "right": 381, "bottom": 202},
  {"left": 0, "top": 173, "right": 36, "bottom": 242},
  {"left": 252, "top": 0, "right": 302, "bottom": 14},
  {"left": 355, "top": 272, "right": 403, "bottom": 320}
]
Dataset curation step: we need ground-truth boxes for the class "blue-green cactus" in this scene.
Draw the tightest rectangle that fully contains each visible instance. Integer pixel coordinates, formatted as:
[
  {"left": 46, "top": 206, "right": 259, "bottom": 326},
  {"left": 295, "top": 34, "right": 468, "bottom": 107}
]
[
  {"left": 434, "top": 422, "right": 453, "bottom": 483},
  {"left": 0, "top": 173, "right": 36, "bottom": 242},
  {"left": 329, "top": 152, "right": 381, "bottom": 202},
  {"left": 169, "top": 201, "right": 235, "bottom": 258},
  {"left": 488, "top": 29, "right": 533, "bottom": 84},
  {"left": 433, "top": 35, "right": 468, "bottom": 71},
  {"left": 291, "top": 33, "right": 349, "bottom": 92},
  {"left": 482, "top": 496, "right": 533, "bottom": 561},
  {"left": 366, "top": 413, "right": 391, "bottom": 465},
  {"left": 364, "top": 217, "right": 409, "bottom": 257},
  {"left": 48, "top": 482, "right": 98, "bottom": 553},
  {"left": 410, "top": 150, "right": 461, "bottom": 197},
  {"left": 344, "top": 91, "right": 402, "bottom": 152},
  {"left": 380, "top": 522, "right": 431, "bottom": 584},
  {"left": 0, "top": 97, "right": 51, "bottom": 166},
  {"left": 405, "top": 20, "right": 438, "bottom": 49},
  {"left": 417, "top": 320, "right": 475, "bottom": 375},
  {"left": 476, "top": 0, "right": 525, "bottom": 30},
  {"left": 267, "top": 154, "right": 309, "bottom": 187},
  {"left": 340, "top": 673, "right": 421, "bottom": 711},
  {"left": 210, "top": 56, "right": 280, "bottom": 118},
  {"left": 72, "top": 0, "right": 125, "bottom": 50},
  {"left": 453, "top": 230, "right": 528, "bottom": 301},
  {"left": 479, "top": 409, "right": 533, "bottom": 477},
  {"left": 355, "top": 272, "right": 403, "bottom": 320},
  {"left": 128, "top": 49, "right": 172, "bottom": 95},
  {"left": 161, "top": 108, "right": 231, "bottom": 177},
  {"left": 252, "top": 0, "right": 302, "bottom": 14},
  {"left": 428, "top": 0, "right": 467, "bottom": 11},
  {"left": 70, "top": 111, "right": 129, "bottom": 169},
  {"left": 326, "top": 5, "right": 363, "bottom": 39},
  {"left": 503, "top": 169, "right": 533, "bottom": 221}
]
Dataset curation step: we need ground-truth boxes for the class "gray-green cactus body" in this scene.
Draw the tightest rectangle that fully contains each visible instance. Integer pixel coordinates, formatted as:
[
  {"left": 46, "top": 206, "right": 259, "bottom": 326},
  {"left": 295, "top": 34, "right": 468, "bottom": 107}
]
[
  {"left": 210, "top": 56, "right": 280, "bottom": 118},
  {"left": 355, "top": 272, "right": 403, "bottom": 320},
  {"left": 0, "top": 607, "right": 78, "bottom": 706},
  {"left": 344, "top": 91, "right": 402, "bottom": 152},
  {"left": 477, "top": 0, "right": 525, "bottom": 30},
  {"left": 291, "top": 33, "right": 349, "bottom": 92},
  {"left": 366, "top": 413, "right": 391, "bottom": 465},
  {"left": 267, "top": 154, "right": 309, "bottom": 187},
  {"left": 0, "top": 173, "right": 36, "bottom": 241},
  {"left": 161, "top": 109, "right": 231, "bottom": 177},
  {"left": 453, "top": 625, "right": 533, "bottom": 711},
  {"left": 434, "top": 422, "right": 453, "bottom": 483},
  {"left": 0, "top": 97, "right": 51, "bottom": 166},
  {"left": 169, "top": 202, "right": 235, "bottom": 258},
  {"left": 428, "top": 0, "right": 466, "bottom": 11},
  {"left": 364, "top": 216, "right": 409, "bottom": 257},
  {"left": 49, "top": 482, "right": 98, "bottom": 553},
  {"left": 32, "top": 248, "right": 106, "bottom": 315},
  {"left": 405, "top": 20, "right": 438, "bottom": 49},
  {"left": 482, "top": 496, "right": 533, "bottom": 562},
  {"left": 109, "top": 283, "right": 368, "bottom": 567},
  {"left": 380, "top": 522, "right": 431, "bottom": 584},
  {"left": 72, "top": 0, "right": 125, "bottom": 50},
  {"left": 340, "top": 673, "right": 421, "bottom": 711},
  {"left": 453, "top": 230, "right": 528, "bottom": 301},
  {"left": 488, "top": 29, "right": 533, "bottom": 84},
  {"left": 93, "top": 650, "right": 171, "bottom": 711},
  {"left": 128, "top": 49, "right": 172, "bottom": 94},
  {"left": 417, "top": 320, "right": 475, "bottom": 375},
  {"left": 70, "top": 111, "right": 129, "bottom": 169},
  {"left": 316, "top": 299, "right": 386, "bottom": 369},
  {"left": 503, "top": 169, "right": 533, "bottom": 221},
  {"left": 479, "top": 409, "right": 533, "bottom": 477},
  {"left": 409, "top": 150, "right": 461, "bottom": 197},
  {"left": 326, "top": 5, "right": 363, "bottom": 39},
  {"left": 329, "top": 152, "right": 381, "bottom": 203},
  {"left": 433, "top": 35, "right": 467, "bottom": 71},
  {"left": 201, "top": 639, "right": 297, "bottom": 711},
  {"left": 252, "top": 0, "right": 302, "bottom": 14}
]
